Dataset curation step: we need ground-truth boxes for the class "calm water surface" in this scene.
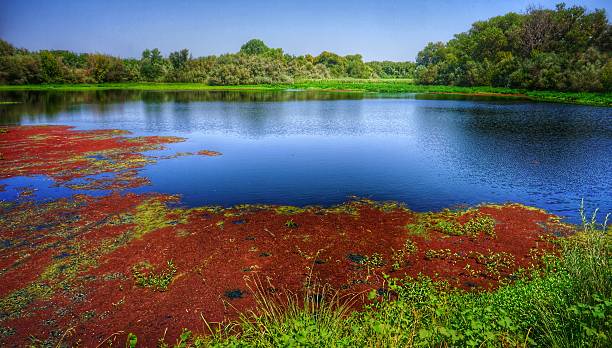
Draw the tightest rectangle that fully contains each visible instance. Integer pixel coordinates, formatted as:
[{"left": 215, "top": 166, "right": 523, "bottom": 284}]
[{"left": 1, "top": 90, "right": 610, "bottom": 223}]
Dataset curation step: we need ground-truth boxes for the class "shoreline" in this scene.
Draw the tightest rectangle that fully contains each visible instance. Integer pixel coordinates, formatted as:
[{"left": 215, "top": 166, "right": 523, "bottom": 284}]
[{"left": 1, "top": 80, "right": 610, "bottom": 107}]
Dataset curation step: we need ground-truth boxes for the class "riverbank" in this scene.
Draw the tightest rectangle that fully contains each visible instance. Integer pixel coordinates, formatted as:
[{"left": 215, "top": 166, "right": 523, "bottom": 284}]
[{"left": 1, "top": 80, "right": 610, "bottom": 107}]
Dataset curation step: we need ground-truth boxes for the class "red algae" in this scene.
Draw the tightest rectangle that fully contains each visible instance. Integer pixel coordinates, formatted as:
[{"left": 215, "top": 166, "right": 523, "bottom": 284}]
[
  {"left": 0, "top": 193, "right": 566, "bottom": 346},
  {"left": 197, "top": 150, "right": 222, "bottom": 156},
  {"left": 0, "top": 125, "right": 184, "bottom": 190}
]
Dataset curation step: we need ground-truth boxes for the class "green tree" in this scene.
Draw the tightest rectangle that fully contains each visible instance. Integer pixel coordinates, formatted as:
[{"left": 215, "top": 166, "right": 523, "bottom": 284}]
[
  {"left": 240, "top": 39, "right": 270, "bottom": 55},
  {"left": 140, "top": 48, "right": 166, "bottom": 81},
  {"left": 38, "top": 50, "right": 67, "bottom": 83},
  {"left": 415, "top": 3, "right": 611, "bottom": 91},
  {"left": 87, "top": 54, "right": 127, "bottom": 83},
  {"left": 169, "top": 49, "right": 190, "bottom": 70}
]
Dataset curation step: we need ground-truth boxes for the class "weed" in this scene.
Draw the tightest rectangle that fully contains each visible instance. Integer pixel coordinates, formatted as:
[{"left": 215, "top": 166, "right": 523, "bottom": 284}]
[
  {"left": 469, "top": 251, "right": 516, "bottom": 279},
  {"left": 404, "top": 239, "right": 418, "bottom": 254},
  {"left": 275, "top": 206, "right": 306, "bottom": 215},
  {"left": 435, "top": 220, "right": 463, "bottom": 235},
  {"left": 424, "top": 248, "right": 453, "bottom": 260},
  {"left": 391, "top": 239, "right": 418, "bottom": 271},
  {"left": 132, "top": 260, "right": 177, "bottom": 292},
  {"left": 284, "top": 219, "right": 298, "bottom": 228},
  {"left": 359, "top": 253, "right": 384, "bottom": 268},
  {"left": 463, "top": 215, "right": 496, "bottom": 236}
]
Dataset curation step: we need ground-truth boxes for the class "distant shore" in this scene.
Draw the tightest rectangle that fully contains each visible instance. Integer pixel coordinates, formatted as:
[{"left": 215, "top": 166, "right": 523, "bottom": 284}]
[{"left": 1, "top": 79, "right": 610, "bottom": 107}]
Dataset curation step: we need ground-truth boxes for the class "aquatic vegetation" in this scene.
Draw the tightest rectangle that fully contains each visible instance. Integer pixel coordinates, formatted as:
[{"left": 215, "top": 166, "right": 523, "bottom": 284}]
[
  {"left": 403, "top": 239, "right": 418, "bottom": 254},
  {"left": 178, "top": 217, "right": 610, "bottom": 348},
  {"left": 391, "top": 239, "right": 418, "bottom": 271},
  {"left": 274, "top": 205, "right": 306, "bottom": 215},
  {"left": 463, "top": 214, "right": 496, "bottom": 237},
  {"left": 351, "top": 252, "right": 385, "bottom": 270},
  {"left": 435, "top": 220, "right": 463, "bottom": 235},
  {"left": 0, "top": 283, "right": 53, "bottom": 320},
  {"left": 132, "top": 260, "right": 177, "bottom": 292},
  {"left": 65, "top": 170, "right": 151, "bottom": 190},
  {"left": 406, "top": 209, "right": 498, "bottom": 238},
  {"left": 0, "top": 125, "right": 220, "bottom": 191},
  {"left": 197, "top": 150, "right": 222, "bottom": 156},
  {"left": 0, "top": 176, "right": 567, "bottom": 346},
  {"left": 469, "top": 251, "right": 516, "bottom": 279},
  {"left": 133, "top": 198, "right": 186, "bottom": 238},
  {"left": 284, "top": 219, "right": 298, "bottom": 228}
]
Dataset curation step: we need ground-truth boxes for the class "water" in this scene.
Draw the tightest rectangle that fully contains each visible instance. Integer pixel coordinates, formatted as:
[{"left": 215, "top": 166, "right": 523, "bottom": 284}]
[{"left": 1, "top": 90, "right": 611, "bottom": 223}]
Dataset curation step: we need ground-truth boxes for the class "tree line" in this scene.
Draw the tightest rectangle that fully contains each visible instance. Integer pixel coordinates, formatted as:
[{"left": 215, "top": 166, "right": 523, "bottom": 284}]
[
  {"left": 0, "top": 38, "right": 414, "bottom": 86},
  {"left": 0, "top": 3, "right": 609, "bottom": 91},
  {"left": 414, "top": 3, "right": 611, "bottom": 91}
]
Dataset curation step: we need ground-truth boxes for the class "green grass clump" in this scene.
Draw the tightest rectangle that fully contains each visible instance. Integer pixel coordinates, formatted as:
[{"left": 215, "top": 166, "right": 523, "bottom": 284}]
[
  {"left": 358, "top": 253, "right": 385, "bottom": 269},
  {"left": 408, "top": 211, "right": 497, "bottom": 238},
  {"left": 463, "top": 215, "right": 497, "bottom": 236},
  {"left": 435, "top": 220, "right": 463, "bottom": 235},
  {"left": 132, "top": 260, "right": 177, "bottom": 292},
  {"left": 274, "top": 206, "right": 306, "bottom": 215},
  {"left": 284, "top": 219, "right": 298, "bottom": 228}
]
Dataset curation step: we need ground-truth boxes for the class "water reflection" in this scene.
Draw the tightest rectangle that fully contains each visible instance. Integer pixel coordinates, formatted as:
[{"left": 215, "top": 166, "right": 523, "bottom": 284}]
[
  {"left": 0, "top": 90, "right": 610, "bottom": 223},
  {"left": 0, "top": 90, "right": 368, "bottom": 122}
]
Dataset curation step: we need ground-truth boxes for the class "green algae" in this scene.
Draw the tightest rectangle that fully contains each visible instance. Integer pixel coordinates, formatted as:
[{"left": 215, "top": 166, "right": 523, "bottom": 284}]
[
  {"left": 0, "top": 195, "right": 188, "bottom": 320},
  {"left": 133, "top": 199, "right": 187, "bottom": 238},
  {"left": 274, "top": 205, "right": 307, "bottom": 215},
  {"left": 463, "top": 215, "right": 496, "bottom": 237},
  {"left": 0, "top": 283, "right": 53, "bottom": 320},
  {"left": 406, "top": 207, "right": 498, "bottom": 238}
]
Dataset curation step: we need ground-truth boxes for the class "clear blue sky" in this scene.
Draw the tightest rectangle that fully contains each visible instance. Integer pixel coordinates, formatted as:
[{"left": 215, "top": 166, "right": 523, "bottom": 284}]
[{"left": 1, "top": 0, "right": 610, "bottom": 61}]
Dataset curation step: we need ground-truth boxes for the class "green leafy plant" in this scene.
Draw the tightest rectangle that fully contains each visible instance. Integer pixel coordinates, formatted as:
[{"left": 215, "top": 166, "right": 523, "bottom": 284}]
[
  {"left": 126, "top": 332, "right": 137, "bottom": 348},
  {"left": 284, "top": 219, "right": 298, "bottom": 228},
  {"left": 132, "top": 260, "right": 177, "bottom": 292},
  {"left": 463, "top": 215, "right": 496, "bottom": 236}
]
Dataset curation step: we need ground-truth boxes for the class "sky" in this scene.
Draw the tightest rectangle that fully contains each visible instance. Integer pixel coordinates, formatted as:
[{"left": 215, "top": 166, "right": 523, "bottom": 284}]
[{"left": 1, "top": 0, "right": 610, "bottom": 61}]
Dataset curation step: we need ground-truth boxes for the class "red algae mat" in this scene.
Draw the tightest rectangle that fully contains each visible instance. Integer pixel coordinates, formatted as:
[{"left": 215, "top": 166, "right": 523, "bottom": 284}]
[
  {"left": 0, "top": 125, "right": 218, "bottom": 191},
  {"left": 0, "top": 125, "right": 572, "bottom": 346}
]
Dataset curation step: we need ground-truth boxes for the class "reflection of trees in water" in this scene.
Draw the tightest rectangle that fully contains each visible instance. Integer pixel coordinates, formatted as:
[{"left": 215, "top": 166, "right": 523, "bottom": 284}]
[{"left": 0, "top": 90, "right": 366, "bottom": 123}]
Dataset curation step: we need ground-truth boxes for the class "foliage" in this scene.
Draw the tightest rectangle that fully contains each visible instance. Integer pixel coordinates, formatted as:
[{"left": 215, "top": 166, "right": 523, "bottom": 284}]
[
  {"left": 0, "top": 38, "right": 401, "bottom": 86},
  {"left": 463, "top": 215, "right": 496, "bottom": 237},
  {"left": 366, "top": 61, "right": 416, "bottom": 78},
  {"left": 132, "top": 260, "right": 177, "bottom": 292},
  {"left": 1, "top": 4, "right": 610, "bottom": 92},
  {"left": 406, "top": 209, "right": 497, "bottom": 238},
  {"left": 415, "top": 3, "right": 612, "bottom": 91},
  {"left": 284, "top": 219, "right": 298, "bottom": 228}
]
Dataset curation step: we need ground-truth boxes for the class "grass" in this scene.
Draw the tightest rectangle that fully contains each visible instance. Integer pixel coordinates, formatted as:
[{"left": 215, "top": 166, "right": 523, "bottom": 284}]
[
  {"left": 290, "top": 80, "right": 612, "bottom": 107},
  {"left": 284, "top": 219, "right": 298, "bottom": 228},
  {"left": 138, "top": 205, "right": 611, "bottom": 347},
  {"left": 132, "top": 260, "right": 177, "bottom": 292},
  {"left": 1, "top": 79, "right": 609, "bottom": 106},
  {"left": 406, "top": 210, "right": 497, "bottom": 238}
]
